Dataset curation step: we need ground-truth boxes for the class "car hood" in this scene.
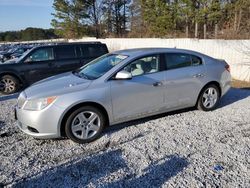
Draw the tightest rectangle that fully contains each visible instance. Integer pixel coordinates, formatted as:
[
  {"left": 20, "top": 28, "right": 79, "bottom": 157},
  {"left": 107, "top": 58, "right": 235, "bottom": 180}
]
[
  {"left": 24, "top": 72, "right": 92, "bottom": 99},
  {"left": 0, "top": 52, "right": 11, "bottom": 56},
  {"left": 1, "top": 58, "right": 18, "bottom": 64},
  {"left": 0, "top": 62, "right": 13, "bottom": 65}
]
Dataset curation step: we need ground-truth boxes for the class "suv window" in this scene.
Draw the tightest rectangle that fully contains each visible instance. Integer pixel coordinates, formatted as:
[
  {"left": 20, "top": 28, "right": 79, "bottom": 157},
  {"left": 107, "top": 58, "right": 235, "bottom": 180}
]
[
  {"left": 165, "top": 53, "right": 191, "bottom": 70},
  {"left": 123, "top": 55, "right": 160, "bottom": 77},
  {"left": 54, "top": 45, "right": 76, "bottom": 59},
  {"left": 24, "top": 48, "right": 54, "bottom": 62},
  {"left": 82, "top": 45, "right": 107, "bottom": 57}
]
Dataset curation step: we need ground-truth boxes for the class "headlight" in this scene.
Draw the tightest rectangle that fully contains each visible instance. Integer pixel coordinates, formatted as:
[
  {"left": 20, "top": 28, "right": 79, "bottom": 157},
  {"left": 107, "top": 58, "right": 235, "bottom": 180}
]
[{"left": 23, "top": 96, "right": 57, "bottom": 111}]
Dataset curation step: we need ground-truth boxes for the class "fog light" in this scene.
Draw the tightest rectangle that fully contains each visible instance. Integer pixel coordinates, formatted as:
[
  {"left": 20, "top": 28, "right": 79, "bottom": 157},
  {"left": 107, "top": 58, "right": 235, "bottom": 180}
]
[{"left": 27, "top": 126, "right": 39, "bottom": 133}]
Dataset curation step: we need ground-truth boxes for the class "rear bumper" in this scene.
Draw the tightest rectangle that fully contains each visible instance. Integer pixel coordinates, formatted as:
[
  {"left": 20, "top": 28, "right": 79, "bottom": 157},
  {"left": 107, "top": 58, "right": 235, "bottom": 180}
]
[
  {"left": 221, "top": 81, "right": 231, "bottom": 96},
  {"left": 220, "top": 71, "right": 231, "bottom": 97}
]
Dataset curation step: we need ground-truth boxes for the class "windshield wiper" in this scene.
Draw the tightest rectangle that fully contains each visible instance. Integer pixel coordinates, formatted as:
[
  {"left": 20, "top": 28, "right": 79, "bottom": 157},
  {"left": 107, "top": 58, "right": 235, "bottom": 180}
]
[
  {"left": 73, "top": 71, "right": 90, "bottom": 80},
  {"left": 79, "top": 73, "right": 90, "bottom": 80}
]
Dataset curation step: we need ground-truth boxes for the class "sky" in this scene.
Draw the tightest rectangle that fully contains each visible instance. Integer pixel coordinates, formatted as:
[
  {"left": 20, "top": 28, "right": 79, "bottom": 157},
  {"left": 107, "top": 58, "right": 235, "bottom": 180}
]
[{"left": 0, "top": 0, "right": 54, "bottom": 31}]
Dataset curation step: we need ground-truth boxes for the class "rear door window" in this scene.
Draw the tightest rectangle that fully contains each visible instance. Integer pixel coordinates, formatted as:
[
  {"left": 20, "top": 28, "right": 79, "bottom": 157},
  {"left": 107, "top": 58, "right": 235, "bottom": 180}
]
[
  {"left": 191, "top": 55, "right": 203, "bottom": 66},
  {"left": 165, "top": 53, "right": 192, "bottom": 70},
  {"left": 81, "top": 44, "right": 107, "bottom": 58},
  {"left": 54, "top": 45, "right": 76, "bottom": 60}
]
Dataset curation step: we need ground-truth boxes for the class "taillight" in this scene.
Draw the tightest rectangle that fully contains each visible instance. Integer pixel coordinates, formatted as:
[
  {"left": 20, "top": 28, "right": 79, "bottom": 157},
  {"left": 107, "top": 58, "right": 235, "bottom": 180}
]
[{"left": 225, "top": 64, "right": 230, "bottom": 72}]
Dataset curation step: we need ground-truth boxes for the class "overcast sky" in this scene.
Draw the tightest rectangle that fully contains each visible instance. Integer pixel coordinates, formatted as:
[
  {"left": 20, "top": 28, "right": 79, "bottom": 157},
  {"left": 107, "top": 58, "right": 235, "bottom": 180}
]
[{"left": 0, "top": 0, "right": 54, "bottom": 31}]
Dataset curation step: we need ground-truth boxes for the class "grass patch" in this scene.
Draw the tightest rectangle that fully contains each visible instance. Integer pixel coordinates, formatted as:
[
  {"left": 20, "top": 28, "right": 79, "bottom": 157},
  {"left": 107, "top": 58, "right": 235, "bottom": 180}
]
[{"left": 232, "top": 79, "right": 250, "bottom": 89}]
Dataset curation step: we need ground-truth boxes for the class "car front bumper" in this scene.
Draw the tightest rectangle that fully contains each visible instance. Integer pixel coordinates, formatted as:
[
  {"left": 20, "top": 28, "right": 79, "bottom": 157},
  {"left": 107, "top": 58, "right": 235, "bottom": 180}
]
[{"left": 15, "top": 104, "right": 65, "bottom": 139}]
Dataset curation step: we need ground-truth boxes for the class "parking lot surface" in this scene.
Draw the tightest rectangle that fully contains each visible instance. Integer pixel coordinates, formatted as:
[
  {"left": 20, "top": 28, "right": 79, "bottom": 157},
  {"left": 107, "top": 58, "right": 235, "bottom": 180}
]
[{"left": 0, "top": 88, "right": 249, "bottom": 187}]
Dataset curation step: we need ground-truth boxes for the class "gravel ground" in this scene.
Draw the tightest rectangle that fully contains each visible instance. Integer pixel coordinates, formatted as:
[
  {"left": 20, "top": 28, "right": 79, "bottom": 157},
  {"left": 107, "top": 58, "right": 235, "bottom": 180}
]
[{"left": 0, "top": 88, "right": 250, "bottom": 188}]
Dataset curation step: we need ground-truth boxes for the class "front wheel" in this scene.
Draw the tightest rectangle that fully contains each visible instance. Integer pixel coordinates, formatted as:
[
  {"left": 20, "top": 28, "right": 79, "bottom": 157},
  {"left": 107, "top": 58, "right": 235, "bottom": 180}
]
[
  {"left": 197, "top": 84, "right": 220, "bottom": 111},
  {"left": 0, "top": 75, "right": 20, "bottom": 95},
  {"left": 65, "top": 106, "right": 106, "bottom": 144}
]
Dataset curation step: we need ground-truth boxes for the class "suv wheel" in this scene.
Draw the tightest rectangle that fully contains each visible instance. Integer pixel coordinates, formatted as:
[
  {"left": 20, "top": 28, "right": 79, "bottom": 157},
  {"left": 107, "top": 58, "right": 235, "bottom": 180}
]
[
  {"left": 0, "top": 75, "right": 20, "bottom": 95},
  {"left": 65, "top": 106, "right": 105, "bottom": 144},
  {"left": 197, "top": 84, "right": 220, "bottom": 111}
]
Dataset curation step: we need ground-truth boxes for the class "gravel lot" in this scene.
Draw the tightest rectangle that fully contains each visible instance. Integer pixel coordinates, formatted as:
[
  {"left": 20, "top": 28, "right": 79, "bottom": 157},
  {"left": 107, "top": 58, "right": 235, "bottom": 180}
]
[{"left": 0, "top": 88, "right": 250, "bottom": 187}]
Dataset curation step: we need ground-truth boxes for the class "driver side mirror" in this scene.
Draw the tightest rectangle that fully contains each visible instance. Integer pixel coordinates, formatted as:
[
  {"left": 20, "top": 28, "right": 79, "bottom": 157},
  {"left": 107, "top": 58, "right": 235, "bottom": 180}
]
[{"left": 115, "top": 70, "right": 132, "bottom": 80}]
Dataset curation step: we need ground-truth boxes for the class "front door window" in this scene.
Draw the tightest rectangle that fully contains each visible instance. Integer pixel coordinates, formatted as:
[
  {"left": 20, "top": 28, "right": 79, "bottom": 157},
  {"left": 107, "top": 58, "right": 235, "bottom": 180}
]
[{"left": 24, "top": 48, "right": 54, "bottom": 63}]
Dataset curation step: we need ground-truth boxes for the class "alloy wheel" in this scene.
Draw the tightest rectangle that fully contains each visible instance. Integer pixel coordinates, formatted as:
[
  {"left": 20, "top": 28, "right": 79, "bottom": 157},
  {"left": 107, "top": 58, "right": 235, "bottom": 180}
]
[
  {"left": 71, "top": 111, "right": 101, "bottom": 140},
  {"left": 202, "top": 87, "right": 218, "bottom": 109},
  {"left": 0, "top": 78, "right": 16, "bottom": 94}
]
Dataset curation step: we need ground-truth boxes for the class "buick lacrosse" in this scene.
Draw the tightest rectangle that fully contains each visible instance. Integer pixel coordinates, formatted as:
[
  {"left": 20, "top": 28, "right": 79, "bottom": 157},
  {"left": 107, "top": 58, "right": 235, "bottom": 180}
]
[{"left": 15, "top": 48, "right": 231, "bottom": 143}]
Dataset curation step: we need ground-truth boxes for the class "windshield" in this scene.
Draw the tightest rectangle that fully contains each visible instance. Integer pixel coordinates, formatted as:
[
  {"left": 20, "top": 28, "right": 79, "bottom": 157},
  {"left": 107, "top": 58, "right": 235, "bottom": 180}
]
[
  {"left": 16, "top": 49, "right": 32, "bottom": 63},
  {"left": 74, "top": 54, "right": 128, "bottom": 80}
]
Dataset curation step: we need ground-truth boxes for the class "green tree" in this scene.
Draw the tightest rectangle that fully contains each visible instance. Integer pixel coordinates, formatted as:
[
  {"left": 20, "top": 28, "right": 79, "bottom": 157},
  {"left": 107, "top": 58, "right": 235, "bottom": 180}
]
[
  {"left": 0, "top": 28, "right": 58, "bottom": 42},
  {"left": 179, "top": 0, "right": 195, "bottom": 38},
  {"left": 141, "top": 0, "right": 173, "bottom": 37},
  {"left": 21, "top": 28, "right": 47, "bottom": 41},
  {"left": 4, "top": 32, "right": 18, "bottom": 41},
  {"left": 233, "top": 0, "right": 250, "bottom": 34},
  {"left": 102, "top": 0, "right": 131, "bottom": 37},
  {"left": 208, "top": 0, "right": 222, "bottom": 38},
  {"left": 129, "top": 0, "right": 144, "bottom": 37},
  {"left": 51, "top": 0, "right": 90, "bottom": 38}
]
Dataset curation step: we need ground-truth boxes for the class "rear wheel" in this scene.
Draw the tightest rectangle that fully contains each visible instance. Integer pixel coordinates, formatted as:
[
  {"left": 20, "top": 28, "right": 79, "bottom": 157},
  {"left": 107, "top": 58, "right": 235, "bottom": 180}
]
[
  {"left": 0, "top": 75, "right": 20, "bottom": 95},
  {"left": 65, "top": 106, "right": 105, "bottom": 144},
  {"left": 197, "top": 84, "right": 220, "bottom": 111}
]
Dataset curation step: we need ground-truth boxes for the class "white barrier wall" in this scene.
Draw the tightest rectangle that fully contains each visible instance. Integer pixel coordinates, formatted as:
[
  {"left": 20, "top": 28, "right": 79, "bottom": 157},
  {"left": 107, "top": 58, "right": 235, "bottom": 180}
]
[
  {"left": 70, "top": 38, "right": 250, "bottom": 82},
  {"left": 1, "top": 38, "right": 249, "bottom": 81}
]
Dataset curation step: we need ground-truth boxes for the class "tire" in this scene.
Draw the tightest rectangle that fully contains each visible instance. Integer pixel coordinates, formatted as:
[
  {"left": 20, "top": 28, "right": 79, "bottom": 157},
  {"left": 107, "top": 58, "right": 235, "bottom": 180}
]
[
  {"left": 0, "top": 75, "right": 20, "bottom": 95},
  {"left": 65, "top": 106, "right": 106, "bottom": 144},
  {"left": 197, "top": 84, "right": 220, "bottom": 111}
]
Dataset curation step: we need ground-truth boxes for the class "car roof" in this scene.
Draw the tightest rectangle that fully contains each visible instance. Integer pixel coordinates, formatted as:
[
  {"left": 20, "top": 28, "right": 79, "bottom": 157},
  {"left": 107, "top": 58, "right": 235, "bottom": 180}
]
[
  {"left": 113, "top": 48, "right": 211, "bottom": 58},
  {"left": 33, "top": 42, "right": 104, "bottom": 49}
]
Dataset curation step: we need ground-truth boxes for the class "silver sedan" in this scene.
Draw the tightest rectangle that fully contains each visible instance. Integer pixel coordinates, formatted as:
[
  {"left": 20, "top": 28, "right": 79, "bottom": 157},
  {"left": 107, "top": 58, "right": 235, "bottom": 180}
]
[{"left": 15, "top": 48, "right": 231, "bottom": 143}]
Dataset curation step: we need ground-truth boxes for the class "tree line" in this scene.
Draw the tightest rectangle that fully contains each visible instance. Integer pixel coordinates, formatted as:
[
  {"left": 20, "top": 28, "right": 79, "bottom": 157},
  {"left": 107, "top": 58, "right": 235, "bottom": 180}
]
[
  {"left": 1, "top": 0, "right": 249, "bottom": 42},
  {"left": 52, "top": 0, "right": 250, "bottom": 39},
  {"left": 0, "top": 28, "right": 58, "bottom": 42}
]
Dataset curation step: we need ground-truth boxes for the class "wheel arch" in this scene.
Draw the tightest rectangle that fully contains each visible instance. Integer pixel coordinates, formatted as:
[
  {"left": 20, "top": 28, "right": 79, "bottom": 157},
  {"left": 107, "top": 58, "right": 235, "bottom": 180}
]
[
  {"left": 0, "top": 72, "right": 24, "bottom": 85},
  {"left": 196, "top": 81, "right": 221, "bottom": 106},
  {"left": 59, "top": 101, "right": 110, "bottom": 137}
]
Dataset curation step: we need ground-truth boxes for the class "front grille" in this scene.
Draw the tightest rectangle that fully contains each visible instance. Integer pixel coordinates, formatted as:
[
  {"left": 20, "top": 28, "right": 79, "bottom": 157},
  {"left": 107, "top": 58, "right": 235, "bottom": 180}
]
[{"left": 17, "top": 92, "right": 27, "bottom": 109}]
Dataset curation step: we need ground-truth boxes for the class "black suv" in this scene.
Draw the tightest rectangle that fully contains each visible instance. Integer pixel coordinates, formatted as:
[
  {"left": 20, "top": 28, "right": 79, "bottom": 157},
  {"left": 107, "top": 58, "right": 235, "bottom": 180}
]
[{"left": 0, "top": 42, "right": 108, "bottom": 94}]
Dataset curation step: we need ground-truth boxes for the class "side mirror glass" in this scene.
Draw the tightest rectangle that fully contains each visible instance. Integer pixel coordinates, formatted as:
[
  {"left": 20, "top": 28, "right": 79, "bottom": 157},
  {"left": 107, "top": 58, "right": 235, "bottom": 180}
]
[{"left": 115, "top": 70, "right": 132, "bottom": 80}]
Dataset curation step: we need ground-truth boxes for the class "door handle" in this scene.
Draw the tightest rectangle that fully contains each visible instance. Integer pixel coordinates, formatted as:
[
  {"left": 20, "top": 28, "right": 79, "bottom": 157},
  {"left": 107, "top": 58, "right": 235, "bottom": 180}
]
[
  {"left": 153, "top": 82, "right": 163, "bottom": 87},
  {"left": 193, "top": 73, "right": 204, "bottom": 78}
]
